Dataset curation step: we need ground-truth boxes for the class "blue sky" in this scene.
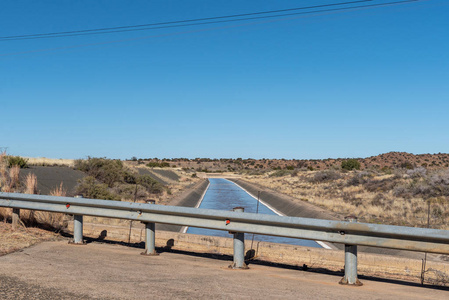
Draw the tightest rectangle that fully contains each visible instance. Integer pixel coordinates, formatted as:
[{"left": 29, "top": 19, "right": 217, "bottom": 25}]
[{"left": 1, "top": 0, "right": 448, "bottom": 160}]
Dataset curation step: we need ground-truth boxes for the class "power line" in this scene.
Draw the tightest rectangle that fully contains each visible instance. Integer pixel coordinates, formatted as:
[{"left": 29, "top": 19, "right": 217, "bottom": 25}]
[
  {"left": 0, "top": 0, "right": 372, "bottom": 41},
  {"left": 0, "top": 0, "right": 415, "bottom": 42},
  {"left": 0, "top": 0, "right": 424, "bottom": 57}
]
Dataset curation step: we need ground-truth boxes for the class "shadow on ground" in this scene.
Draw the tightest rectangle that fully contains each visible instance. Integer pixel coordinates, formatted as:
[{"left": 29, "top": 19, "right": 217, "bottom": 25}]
[{"left": 60, "top": 232, "right": 449, "bottom": 292}]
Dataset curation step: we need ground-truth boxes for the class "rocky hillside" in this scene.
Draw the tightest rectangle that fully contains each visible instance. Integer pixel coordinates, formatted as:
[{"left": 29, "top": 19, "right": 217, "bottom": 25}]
[{"left": 130, "top": 152, "right": 449, "bottom": 172}]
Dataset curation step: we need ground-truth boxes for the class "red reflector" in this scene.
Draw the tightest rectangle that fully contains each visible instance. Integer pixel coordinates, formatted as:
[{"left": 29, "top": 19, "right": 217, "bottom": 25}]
[
  {"left": 225, "top": 219, "right": 231, "bottom": 225},
  {"left": 66, "top": 203, "right": 70, "bottom": 208}
]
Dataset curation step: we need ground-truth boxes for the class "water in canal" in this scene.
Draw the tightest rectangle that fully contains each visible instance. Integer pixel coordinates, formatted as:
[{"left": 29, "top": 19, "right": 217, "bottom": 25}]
[{"left": 187, "top": 178, "right": 320, "bottom": 248}]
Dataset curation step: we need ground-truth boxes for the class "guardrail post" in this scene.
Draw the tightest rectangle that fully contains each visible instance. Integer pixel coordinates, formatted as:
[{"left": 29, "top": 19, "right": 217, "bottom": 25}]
[
  {"left": 70, "top": 195, "right": 85, "bottom": 245},
  {"left": 229, "top": 207, "right": 248, "bottom": 269},
  {"left": 142, "top": 200, "right": 159, "bottom": 256},
  {"left": 12, "top": 208, "right": 20, "bottom": 230},
  {"left": 340, "top": 216, "right": 362, "bottom": 286}
]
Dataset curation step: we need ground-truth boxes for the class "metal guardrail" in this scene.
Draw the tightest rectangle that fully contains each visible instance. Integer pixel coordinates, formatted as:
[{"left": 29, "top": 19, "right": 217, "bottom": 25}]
[{"left": 1, "top": 192, "right": 449, "bottom": 285}]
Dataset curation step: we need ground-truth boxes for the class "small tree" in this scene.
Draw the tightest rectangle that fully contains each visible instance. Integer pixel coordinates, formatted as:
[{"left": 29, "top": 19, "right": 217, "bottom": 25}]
[
  {"left": 7, "top": 156, "right": 28, "bottom": 168},
  {"left": 341, "top": 159, "right": 361, "bottom": 171}
]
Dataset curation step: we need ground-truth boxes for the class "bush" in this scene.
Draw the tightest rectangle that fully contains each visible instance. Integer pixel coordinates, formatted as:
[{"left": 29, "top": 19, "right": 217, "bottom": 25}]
[
  {"left": 406, "top": 167, "right": 427, "bottom": 178},
  {"left": 7, "top": 156, "right": 28, "bottom": 168},
  {"left": 76, "top": 176, "right": 119, "bottom": 200},
  {"left": 112, "top": 183, "right": 148, "bottom": 200},
  {"left": 146, "top": 162, "right": 170, "bottom": 168},
  {"left": 400, "top": 161, "right": 414, "bottom": 169},
  {"left": 309, "top": 170, "right": 341, "bottom": 183},
  {"left": 393, "top": 169, "right": 449, "bottom": 199},
  {"left": 138, "top": 175, "right": 164, "bottom": 194},
  {"left": 341, "top": 159, "right": 361, "bottom": 171},
  {"left": 74, "top": 158, "right": 125, "bottom": 187},
  {"left": 347, "top": 171, "right": 372, "bottom": 186},
  {"left": 75, "top": 158, "right": 140, "bottom": 187}
]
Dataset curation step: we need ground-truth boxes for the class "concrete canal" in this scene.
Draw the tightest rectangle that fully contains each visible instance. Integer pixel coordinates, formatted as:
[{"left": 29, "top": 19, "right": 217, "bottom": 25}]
[{"left": 187, "top": 178, "right": 321, "bottom": 248}]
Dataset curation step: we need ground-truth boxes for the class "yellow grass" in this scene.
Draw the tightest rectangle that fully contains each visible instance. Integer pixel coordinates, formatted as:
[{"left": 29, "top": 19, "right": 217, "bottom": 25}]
[
  {"left": 244, "top": 171, "right": 448, "bottom": 230},
  {"left": 25, "top": 157, "right": 75, "bottom": 167},
  {"left": 25, "top": 173, "right": 38, "bottom": 194}
]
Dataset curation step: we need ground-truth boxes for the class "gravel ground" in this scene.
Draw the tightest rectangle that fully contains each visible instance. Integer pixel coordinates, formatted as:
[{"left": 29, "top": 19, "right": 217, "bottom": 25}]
[{"left": 0, "top": 275, "right": 94, "bottom": 300}]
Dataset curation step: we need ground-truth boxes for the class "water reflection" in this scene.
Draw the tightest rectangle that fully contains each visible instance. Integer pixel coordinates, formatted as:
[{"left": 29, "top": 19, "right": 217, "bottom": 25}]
[{"left": 187, "top": 178, "right": 320, "bottom": 248}]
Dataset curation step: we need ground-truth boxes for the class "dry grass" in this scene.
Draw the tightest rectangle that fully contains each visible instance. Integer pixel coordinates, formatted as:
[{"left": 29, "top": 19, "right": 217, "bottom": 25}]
[
  {"left": 0, "top": 222, "right": 60, "bottom": 256},
  {"left": 32, "top": 183, "right": 69, "bottom": 230},
  {"left": 50, "top": 182, "right": 67, "bottom": 197},
  {"left": 25, "top": 173, "right": 38, "bottom": 194},
  {"left": 0, "top": 162, "right": 66, "bottom": 230},
  {"left": 0, "top": 155, "right": 21, "bottom": 192},
  {"left": 25, "top": 157, "right": 75, "bottom": 167},
  {"left": 243, "top": 170, "right": 449, "bottom": 230}
]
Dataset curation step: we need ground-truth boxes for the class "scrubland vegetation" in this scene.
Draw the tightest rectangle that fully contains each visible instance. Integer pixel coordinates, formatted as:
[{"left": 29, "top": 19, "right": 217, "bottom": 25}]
[
  {"left": 1, "top": 151, "right": 448, "bottom": 231},
  {"left": 0, "top": 153, "right": 199, "bottom": 230},
  {"left": 243, "top": 166, "right": 449, "bottom": 229}
]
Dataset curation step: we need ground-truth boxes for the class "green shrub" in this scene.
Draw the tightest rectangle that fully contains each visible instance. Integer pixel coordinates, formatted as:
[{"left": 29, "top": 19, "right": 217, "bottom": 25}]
[
  {"left": 7, "top": 156, "right": 28, "bottom": 168},
  {"left": 76, "top": 176, "right": 119, "bottom": 200},
  {"left": 341, "top": 159, "right": 361, "bottom": 171},
  {"left": 75, "top": 158, "right": 131, "bottom": 187},
  {"left": 146, "top": 162, "right": 170, "bottom": 168},
  {"left": 138, "top": 175, "right": 164, "bottom": 194}
]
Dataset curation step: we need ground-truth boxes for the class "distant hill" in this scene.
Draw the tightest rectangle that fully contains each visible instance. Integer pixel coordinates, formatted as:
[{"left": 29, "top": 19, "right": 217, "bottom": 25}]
[{"left": 129, "top": 152, "right": 449, "bottom": 171}]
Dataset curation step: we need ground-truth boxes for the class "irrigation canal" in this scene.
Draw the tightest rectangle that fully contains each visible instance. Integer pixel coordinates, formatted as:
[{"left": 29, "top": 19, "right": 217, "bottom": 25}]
[{"left": 186, "top": 178, "right": 321, "bottom": 248}]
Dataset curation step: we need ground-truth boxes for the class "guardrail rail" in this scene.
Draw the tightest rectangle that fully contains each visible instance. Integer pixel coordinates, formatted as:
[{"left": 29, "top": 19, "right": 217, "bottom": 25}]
[{"left": 1, "top": 192, "right": 449, "bottom": 285}]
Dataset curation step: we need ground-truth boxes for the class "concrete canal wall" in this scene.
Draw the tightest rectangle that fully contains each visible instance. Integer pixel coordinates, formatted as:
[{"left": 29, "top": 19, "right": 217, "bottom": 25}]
[
  {"left": 156, "top": 179, "right": 209, "bottom": 232},
  {"left": 227, "top": 178, "right": 342, "bottom": 220}
]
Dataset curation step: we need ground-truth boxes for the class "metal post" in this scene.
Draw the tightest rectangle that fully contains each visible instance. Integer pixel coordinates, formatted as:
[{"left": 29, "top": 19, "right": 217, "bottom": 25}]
[
  {"left": 12, "top": 208, "right": 20, "bottom": 230},
  {"left": 70, "top": 195, "right": 85, "bottom": 245},
  {"left": 141, "top": 200, "right": 159, "bottom": 256},
  {"left": 229, "top": 207, "right": 248, "bottom": 269},
  {"left": 73, "top": 215, "right": 84, "bottom": 244},
  {"left": 340, "top": 216, "right": 362, "bottom": 286}
]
